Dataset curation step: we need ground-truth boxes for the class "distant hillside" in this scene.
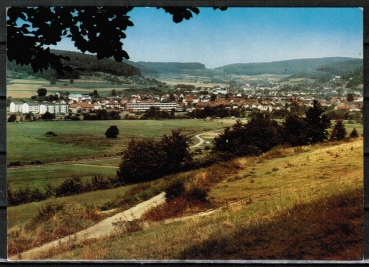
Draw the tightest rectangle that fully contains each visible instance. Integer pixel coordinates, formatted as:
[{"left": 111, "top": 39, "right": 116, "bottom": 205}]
[
  {"left": 7, "top": 49, "right": 141, "bottom": 79},
  {"left": 131, "top": 62, "right": 206, "bottom": 74},
  {"left": 216, "top": 57, "right": 360, "bottom": 75},
  {"left": 51, "top": 50, "right": 141, "bottom": 77},
  {"left": 283, "top": 58, "right": 363, "bottom": 85}
]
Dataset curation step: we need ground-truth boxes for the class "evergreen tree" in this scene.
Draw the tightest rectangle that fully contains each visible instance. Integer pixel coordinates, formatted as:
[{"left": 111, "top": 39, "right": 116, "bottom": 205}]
[
  {"left": 304, "top": 100, "right": 331, "bottom": 144},
  {"left": 330, "top": 120, "right": 347, "bottom": 141},
  {"left": 282, "top": 114, "right": 309, "bottom": 146},
  {"left": 349, "top": 128, "right": 359, "bottom": 138}
]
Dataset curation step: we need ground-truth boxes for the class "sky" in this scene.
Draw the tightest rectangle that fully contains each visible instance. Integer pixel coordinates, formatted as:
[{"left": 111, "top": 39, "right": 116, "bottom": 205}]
[{"left": 51, "top": 7, "right": 363, "bottom": 69}]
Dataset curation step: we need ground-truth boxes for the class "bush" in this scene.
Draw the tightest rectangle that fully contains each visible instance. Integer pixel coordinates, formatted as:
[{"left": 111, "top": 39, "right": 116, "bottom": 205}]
[
  {"left": 165, "top": 181, "right": 186, "bottom": 202},
  {"left": 7, "top": 114, "right": 17, "bottom": 122},
  {"left": 55, "top": 176, "right": 85, "bottom": 197},
  {"left": 45, "top": 131, "right": 57, "bottom": 136},
  {"left": 105, "top": 125, "right": 119, "bottom": 138},
  {"left": 186, "top": 187, "right": 208, "bottom": 204},
  {"left": 117, "top": 130, "right": 192, "bottom": 184}
]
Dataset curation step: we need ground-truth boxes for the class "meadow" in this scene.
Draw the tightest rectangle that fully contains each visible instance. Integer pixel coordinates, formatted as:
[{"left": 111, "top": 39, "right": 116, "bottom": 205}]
[
  {"left": 7, "top": 119, "right": 235, "bottom": 191},
  {"left": 7, "top": 138, "right": 363, "bottom": 260},
  {"left": 7, "top": 119, "right": 362, "bottom": 192}
]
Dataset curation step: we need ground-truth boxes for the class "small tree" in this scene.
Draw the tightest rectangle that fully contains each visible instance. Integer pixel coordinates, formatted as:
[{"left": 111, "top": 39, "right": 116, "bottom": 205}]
[
  {"left": 349, "top": 128, "right": 359, "bottom": 138},
  {"left": 330, "top": 120, "right": 347, "bottom": 141},
  {"left": 105, "top": 125, "right": 119, "bottom": 138},
  {"left": 37, "top": 88, "right": 47, "bottom": 96},
  {"left": 347, "top": 93, "right": 354, "bottom": 102}
]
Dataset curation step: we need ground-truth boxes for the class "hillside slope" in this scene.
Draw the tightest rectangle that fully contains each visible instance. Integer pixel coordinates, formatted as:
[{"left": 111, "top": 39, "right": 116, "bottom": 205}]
[
  {"left": 13, "top": 139, "right": 362, "bottom": 260},
  {"left": 216, "top": 57, "right": 361, "bottom": 75}
]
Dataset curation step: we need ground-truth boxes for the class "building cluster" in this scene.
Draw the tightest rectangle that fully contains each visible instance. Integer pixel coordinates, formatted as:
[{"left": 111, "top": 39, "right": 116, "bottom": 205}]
[{"left": 9, "top": 86, "right": 363, "bottom": 116}]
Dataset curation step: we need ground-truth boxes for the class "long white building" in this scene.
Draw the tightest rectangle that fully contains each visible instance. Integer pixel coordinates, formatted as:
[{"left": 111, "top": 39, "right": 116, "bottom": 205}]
[{"left": 124, "top": 102, "right": 177, "bottom": 112}]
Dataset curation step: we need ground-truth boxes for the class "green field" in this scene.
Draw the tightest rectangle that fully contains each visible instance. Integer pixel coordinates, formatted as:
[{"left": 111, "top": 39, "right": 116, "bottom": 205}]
[
  {"left": 7, "top": 119, "right": 362, "bottom": 191},
  {"left": 7, "top": 119, "right": 234, "bottom": 191},
  {"left": 7, "top": 164, "right": 118, "bottom": 190},
  {"left": 7, "top": 119, "right": 233, "bottom": 164}
]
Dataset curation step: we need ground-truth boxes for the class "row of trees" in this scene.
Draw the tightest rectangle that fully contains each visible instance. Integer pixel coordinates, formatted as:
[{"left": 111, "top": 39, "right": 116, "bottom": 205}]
[
  {"left": 116, "top": 100, "right": 360, "bottom": 185},
  {"left": 83, "top": 110, "right": 121, "bottom": 120},
  {"left": 211, "top": 100, "right": 357, "bottom": 159}
]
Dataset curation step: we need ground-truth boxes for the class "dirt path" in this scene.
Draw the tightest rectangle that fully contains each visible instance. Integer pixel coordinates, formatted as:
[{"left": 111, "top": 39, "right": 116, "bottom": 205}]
[
  {"left": 190, "top": 130, "right": 221, "bottom": 148},
  {"left": 9, "top": 192, "right": 166, "bottom": 260}
]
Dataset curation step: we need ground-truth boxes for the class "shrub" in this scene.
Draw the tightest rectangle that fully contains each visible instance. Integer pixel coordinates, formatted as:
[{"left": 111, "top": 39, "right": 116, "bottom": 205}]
[
  {"left": 165, "top": 181, "right": 186, "bottom": 202},
  {"left": 185, "top": 187, "right": 208, "bottom": 204},
  {"left": 105, "top": 125, "right": 119, "bottom": 138},
  {"left": 7, "top": 114, "right": 17, "bottom": 122},
  {"left": 45, "top": 131, "right": 57, "bottom": 136},
  {"left": 55, "top": 176, "right": 85, "bottom": 197}
]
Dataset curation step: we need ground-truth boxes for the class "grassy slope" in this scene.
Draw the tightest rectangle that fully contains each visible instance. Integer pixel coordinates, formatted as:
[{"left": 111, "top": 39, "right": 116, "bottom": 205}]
[{"left": 15, "top": 139, "right": 362, "bottom": 260}]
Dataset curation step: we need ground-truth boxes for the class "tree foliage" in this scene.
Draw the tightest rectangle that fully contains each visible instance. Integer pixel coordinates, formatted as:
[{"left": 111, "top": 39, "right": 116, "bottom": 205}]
[
  {"left": 212, "top": 100, "right": 332, "bottom": 158},
  {"left": 117, "top": 130, "right": 192, "bottom": 184},
  {"left": 330, "top": 120, "right": 347, "bottom": 141},
  {"left": 212, "top": 114, "right": 281, "bottom": 159},
  {"left": 282, "top": 114, "right": 309, "bottom": 146},
  {"left": 37, "top": 88, "right": 47, "bottom": 96},
  {"left": 7, "top": 6, "right": 226, "bottom": 75},
  {"left": 304, "top": 100, "right": 331, "bottom": 144},
  {"left": 41, "top": 111, "right": 55, "bottom": 120},
  {"left": 105, "top": 125, "right": 119, "bottom": 138},
  {"left": 349, "top": 128, "right": 359, "bottom": 138},
  {"left": 7, "top": 114, "right": 17, "bottom": 122}
]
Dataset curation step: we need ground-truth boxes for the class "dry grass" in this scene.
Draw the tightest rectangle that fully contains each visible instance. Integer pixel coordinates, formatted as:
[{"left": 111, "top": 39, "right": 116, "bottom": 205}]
[{"left": 11, "top": 139, "right": 363, "bottom": 260}]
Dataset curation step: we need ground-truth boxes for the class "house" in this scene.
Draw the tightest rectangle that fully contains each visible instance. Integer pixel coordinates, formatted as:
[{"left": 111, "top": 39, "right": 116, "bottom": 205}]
[
  {"left": 22, "top": 102, "right": 40, "bottom": 114},
  {"left": 39, "top": 103, "right": 69, "bottom": 114},
  {"left": 124, "top": 102, "right": 177, "bottom": 112},
  {"left": 68, "top": 94, "right": 92, "bottom": 102},
  {"left": 9, "top": 102, "right": 23, "bottom": 113}
]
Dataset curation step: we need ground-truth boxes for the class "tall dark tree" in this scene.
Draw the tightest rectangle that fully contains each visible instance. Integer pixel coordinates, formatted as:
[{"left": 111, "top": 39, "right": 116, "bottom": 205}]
[
  {"left": 304, "top": 100, "right": 331, "bottom": 144},
  {"left": 330, "top": 120, "right": 347, "bottom": 141},
  {"left": 7, "top": 7, "right": 226, "bottom": 75},
  {"left": 282, "top": 114, "right": 309, "bottom": 146}
]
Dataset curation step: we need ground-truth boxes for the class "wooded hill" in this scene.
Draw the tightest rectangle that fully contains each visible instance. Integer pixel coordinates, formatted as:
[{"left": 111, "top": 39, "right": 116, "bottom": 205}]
[
  {"left": 215, "top": 57, "right": 362, "bottom": 76},
  {"left": 7, "top": 49, "right": 362, "bottom": 86},
  {"left": 126, "top": 61, "right": 207, "bottom": 75},
  {"left": 7, "top": 49, "right": 141, "bottom": 79}
]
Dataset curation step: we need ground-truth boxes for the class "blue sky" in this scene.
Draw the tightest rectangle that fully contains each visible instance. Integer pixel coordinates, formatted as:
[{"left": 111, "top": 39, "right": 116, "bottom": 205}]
[{"left": 52, "top": 7, "right": 363, "bottom": 69}]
